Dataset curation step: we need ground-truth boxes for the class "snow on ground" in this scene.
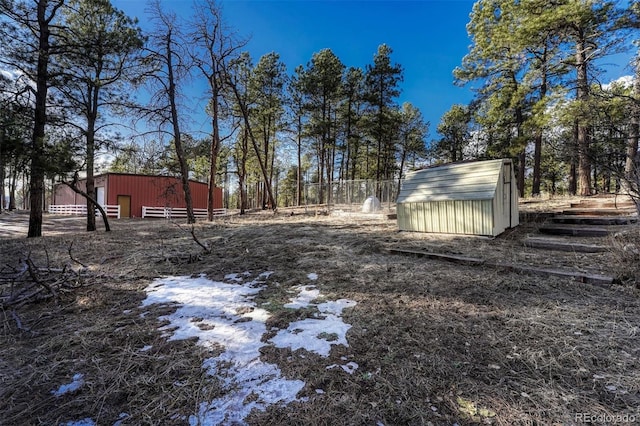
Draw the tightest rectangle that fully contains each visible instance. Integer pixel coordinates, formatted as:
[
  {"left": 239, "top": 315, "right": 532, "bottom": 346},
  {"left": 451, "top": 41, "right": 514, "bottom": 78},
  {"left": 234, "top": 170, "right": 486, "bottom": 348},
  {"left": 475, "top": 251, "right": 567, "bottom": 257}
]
[
  {"left": 52, "top": 373, "right": 85, "bottom": 397},
  {"left": 138, "top": 271, "right": 357, "bottom": 426},
  {"left": 55, "top": 272, "right": 357, "bottom": 425},
  {"left": 283, "top": 285, "right": 319, "bottom": 309},
  {"left": 271, "top": 288, "right": 357, "bottom": 357},
  {"left": 59, "top": 419, "right": 95, "bottom": 426}
]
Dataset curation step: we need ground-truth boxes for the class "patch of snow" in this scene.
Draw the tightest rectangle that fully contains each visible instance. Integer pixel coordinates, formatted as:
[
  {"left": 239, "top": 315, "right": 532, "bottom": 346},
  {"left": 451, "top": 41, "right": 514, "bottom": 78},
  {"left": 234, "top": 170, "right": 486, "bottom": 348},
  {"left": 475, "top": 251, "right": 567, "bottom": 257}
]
[
  {"left": 143, "top": 273, "right": 302, "bottom": 426},
  {"left": 317, "top": 299, "right": 357, "bottom": 316},
  {"left": 326, "top": 361, "right": 359, "bottom": 375},
  {"left": 269, "top": 292, "right": 356, "bottom": 357},
  {"left": 284, "top": 285, "right": 320, "bottom": 309},
  {"left": 270, "top": 314, "right": 352, "bottom": 357},
  {"left": 52, "top": 373, "right": 84, "bottom": 397},
  {"left": 272, "top": 290, "right": 356, "bottom": 357},
  {"left": 224, "top": 273, "right": 244, "bottom": 282},
  {"left": 307, "top": 273, "right": 318, "bottom": 281},
  {"left": 341, "top": 362, "right": 359, "bottom": 374},
  {"left": 112, "top": 413, "right": 129, "bottom": 426},
  {"left": 141, "top": 273, "right": 356, "bottom": 425},
  {"left": 59, "top": 418, "right": 95, "bottom": 426},
  {"left": 139, "top": 345, "right": 153, "bottom": 352}
]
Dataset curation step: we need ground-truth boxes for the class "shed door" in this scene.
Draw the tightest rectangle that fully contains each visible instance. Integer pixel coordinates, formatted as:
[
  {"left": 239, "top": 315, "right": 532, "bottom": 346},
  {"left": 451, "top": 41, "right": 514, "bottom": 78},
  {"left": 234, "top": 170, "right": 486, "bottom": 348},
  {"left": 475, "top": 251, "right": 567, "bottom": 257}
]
[{"left": 117, "top": 195, "right": 131, "bottom": 218}]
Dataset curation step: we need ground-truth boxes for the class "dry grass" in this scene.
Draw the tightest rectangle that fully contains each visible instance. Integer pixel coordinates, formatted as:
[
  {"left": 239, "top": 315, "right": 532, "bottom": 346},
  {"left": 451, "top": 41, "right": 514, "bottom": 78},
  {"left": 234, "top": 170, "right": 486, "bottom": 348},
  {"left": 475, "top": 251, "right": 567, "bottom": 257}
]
[{"left": 1, "top": 204, "right": 639, "bottom": 425}]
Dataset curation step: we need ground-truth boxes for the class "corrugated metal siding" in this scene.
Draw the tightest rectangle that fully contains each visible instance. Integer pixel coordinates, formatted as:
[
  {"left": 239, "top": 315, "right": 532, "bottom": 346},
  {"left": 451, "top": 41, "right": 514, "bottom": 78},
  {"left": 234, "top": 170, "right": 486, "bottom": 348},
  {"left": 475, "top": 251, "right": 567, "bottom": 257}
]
[
  {"left": 396, "top": 159, "right": 518, "bottom": 236},
  {"left": 106, "top": 174, "right": 215, "bottom": 218},
  {"left": 53, "top": 175, "right": 107, "bottom": 205},
  {"left": 53, "top": 183, "right": 82, "bottom": 205},
  {"left": 53, "top": 173, "right": 223, "bottom": 218},
  {"left": 398, "top": 199, "right": 494, "bottom": 235}
]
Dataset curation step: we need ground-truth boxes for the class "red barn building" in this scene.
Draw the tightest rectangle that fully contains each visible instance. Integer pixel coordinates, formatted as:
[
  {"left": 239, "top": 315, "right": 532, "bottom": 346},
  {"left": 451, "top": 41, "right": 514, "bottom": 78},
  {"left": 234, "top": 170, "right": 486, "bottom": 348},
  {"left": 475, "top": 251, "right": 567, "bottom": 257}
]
[{"left": 52, "top": 173, "right": 222, "bottom": 218}]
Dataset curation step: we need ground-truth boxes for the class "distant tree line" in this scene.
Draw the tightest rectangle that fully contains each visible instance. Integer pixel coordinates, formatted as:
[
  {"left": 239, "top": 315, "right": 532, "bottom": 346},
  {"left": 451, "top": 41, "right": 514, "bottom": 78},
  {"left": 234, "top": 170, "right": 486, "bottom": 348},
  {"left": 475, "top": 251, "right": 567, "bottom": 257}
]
[
  {"left": 0, "top": 0, "right": 430, "bottom": 237},
  {"left": 432, "top": 0, "right": 640, "bottom": 207}
]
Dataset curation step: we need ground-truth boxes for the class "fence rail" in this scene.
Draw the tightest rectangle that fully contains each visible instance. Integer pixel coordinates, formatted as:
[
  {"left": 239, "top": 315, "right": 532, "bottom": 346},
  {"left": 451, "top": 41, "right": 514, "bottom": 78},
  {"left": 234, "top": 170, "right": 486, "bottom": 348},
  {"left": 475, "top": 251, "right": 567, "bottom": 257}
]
[
  {"left": 141, "top": 206, "right": 227, "bottom": 219},
  {"left": 48, "top": 204, "right": 121, "bottom": 218}
]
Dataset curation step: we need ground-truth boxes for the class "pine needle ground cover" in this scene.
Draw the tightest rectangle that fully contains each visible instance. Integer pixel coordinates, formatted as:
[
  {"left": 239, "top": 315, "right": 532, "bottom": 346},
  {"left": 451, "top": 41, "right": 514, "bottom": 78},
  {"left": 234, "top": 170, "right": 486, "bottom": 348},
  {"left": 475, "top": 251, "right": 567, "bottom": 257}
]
[{"left": 1, "top": 206, "right": 639, "bottom": 425}]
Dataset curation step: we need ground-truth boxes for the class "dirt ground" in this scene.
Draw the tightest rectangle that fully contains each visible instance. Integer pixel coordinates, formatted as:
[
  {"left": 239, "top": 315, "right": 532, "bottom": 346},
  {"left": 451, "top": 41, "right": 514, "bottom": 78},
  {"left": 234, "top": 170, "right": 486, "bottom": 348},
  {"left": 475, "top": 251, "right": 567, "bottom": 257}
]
[{"left": 1, "top": 201, "right": 639, "bottom": 425}]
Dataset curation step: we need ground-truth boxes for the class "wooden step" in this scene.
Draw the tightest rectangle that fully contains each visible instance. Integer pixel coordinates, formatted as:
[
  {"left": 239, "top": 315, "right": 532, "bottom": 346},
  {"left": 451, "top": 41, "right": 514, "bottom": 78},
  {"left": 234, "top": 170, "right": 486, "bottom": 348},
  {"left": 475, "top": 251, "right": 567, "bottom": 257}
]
[
  {"left": 389, "top": 247, "right": 613, "bottom": 286},
  {"left": 538, "top": 224, "right": 611, "bottom": 237},
  {"left": 561, "top": 208, "right": 637, "bottom": 216},
  {"left": 519, "top": 211, "right": 558, "bottom": 223},
  {"left": 524, "top": 237, "right": 608, "bottom": 253},
  {"left": 551, "top": 215, "right": 638, "bottom": 226}
]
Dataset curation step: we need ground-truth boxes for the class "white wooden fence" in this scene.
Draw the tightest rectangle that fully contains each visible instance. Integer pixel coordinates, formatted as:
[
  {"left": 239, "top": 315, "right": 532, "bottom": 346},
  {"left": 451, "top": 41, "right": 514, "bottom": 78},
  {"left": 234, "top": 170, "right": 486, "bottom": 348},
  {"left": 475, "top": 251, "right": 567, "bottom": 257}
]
[
  {"left": 142, "top": 206, "right": 227, "bottom": 219},
  {"left": 49, "top": 204, "right": 227, "bottom": 220},
  {"left": 48, "top": 204, "right": 121, "bottom": 219}
]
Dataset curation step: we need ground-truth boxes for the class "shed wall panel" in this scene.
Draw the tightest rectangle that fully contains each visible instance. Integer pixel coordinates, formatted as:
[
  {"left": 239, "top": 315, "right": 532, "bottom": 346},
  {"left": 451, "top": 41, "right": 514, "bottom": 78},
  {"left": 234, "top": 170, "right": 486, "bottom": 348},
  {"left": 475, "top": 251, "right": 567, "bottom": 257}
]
[{"left": 398, "top": 199, "right": 494, "bottom": 235}]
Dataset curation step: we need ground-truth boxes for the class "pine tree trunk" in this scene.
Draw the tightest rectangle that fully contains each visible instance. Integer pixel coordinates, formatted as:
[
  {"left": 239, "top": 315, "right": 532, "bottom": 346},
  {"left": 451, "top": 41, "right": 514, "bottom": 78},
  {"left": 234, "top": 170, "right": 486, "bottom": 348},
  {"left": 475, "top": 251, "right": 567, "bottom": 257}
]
[
  {"left": 0, "top": 125, "right": 5, "bottom": 213},
  {"left": 27, "top": 0, "right": 52, "bottom": 238},
  {"left": 624, "top": 53, "right": 640, "bottom": 193},
  {"left": 518, "top": 150, "right": 526, "bottom": 198},
  {"left": 575, "top": 37, "right": 592, "bottom": 196},
  {"left": 85, "top": 85, "right": 98, "bottom": 232},
  {"left": 296, "top": 118, "right": 302, "bottom": 206},
  {"left": 532, "top": 131, "right": 542, "bottom": 196}
]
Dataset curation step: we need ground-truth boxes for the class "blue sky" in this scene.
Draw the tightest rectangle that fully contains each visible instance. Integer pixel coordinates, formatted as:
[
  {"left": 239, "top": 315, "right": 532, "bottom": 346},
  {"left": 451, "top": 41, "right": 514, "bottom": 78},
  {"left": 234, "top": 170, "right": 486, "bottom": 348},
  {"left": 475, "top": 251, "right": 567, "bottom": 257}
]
[{"left": 112, "top": 0, "right": 636, "bottom": 142}]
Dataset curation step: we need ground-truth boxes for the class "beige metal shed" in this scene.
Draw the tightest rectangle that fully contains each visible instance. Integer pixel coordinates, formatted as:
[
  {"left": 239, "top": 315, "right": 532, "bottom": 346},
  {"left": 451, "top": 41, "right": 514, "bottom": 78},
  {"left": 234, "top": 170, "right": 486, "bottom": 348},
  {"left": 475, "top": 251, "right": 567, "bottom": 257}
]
[{"left": 396, "top": 159, "right": 519, "bottom": 236}]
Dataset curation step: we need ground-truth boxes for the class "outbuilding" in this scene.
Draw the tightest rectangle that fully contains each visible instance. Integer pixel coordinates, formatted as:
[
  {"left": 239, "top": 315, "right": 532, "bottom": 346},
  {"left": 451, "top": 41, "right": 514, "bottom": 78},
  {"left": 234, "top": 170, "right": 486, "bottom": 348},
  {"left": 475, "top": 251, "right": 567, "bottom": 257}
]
[
  {"left": 396, "top": 159, "right": 519, "bottom": 237},
  {"left": 52, "top": 173, "right": 223, "bottom": 218}
]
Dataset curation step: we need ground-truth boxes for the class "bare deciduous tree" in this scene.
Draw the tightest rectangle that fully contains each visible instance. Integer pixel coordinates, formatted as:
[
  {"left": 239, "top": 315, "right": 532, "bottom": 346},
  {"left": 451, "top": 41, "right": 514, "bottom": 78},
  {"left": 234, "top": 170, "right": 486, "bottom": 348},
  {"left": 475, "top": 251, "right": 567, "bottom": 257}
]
[
  {"left": 189, "top": 0, "right": 245, "bottom": 220},
  {"left": 142, "top": 0, "right": 195, "bottom": 223}
]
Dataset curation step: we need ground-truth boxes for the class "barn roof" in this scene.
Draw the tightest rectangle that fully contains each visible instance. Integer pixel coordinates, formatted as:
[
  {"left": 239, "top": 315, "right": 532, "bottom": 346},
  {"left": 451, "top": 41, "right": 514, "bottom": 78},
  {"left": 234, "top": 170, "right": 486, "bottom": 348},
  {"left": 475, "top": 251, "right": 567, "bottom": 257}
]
[{"left": 397, "top": 159, "right": 506, "bottom": 204}]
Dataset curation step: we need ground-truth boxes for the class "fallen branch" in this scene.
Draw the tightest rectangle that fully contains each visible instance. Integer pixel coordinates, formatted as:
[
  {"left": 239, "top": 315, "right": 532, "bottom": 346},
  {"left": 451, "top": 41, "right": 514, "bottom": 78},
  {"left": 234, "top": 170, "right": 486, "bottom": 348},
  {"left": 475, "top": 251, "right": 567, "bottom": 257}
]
[
  {"left": 1, "top": 246, "right": 90, "bottom": 311},
  {"left": 68, "top": 241, "right": 88, "bottom": 269},
  {"left": 170, "top": 221, "right": 211, "bottom": 254}
]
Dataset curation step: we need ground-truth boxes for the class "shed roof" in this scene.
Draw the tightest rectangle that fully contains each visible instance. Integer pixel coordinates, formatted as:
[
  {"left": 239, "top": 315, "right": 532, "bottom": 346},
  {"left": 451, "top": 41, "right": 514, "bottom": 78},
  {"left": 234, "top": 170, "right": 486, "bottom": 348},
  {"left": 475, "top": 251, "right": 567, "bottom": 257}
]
[{"left": 397, "top": 159, "right": 506, "bottom": 204}]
